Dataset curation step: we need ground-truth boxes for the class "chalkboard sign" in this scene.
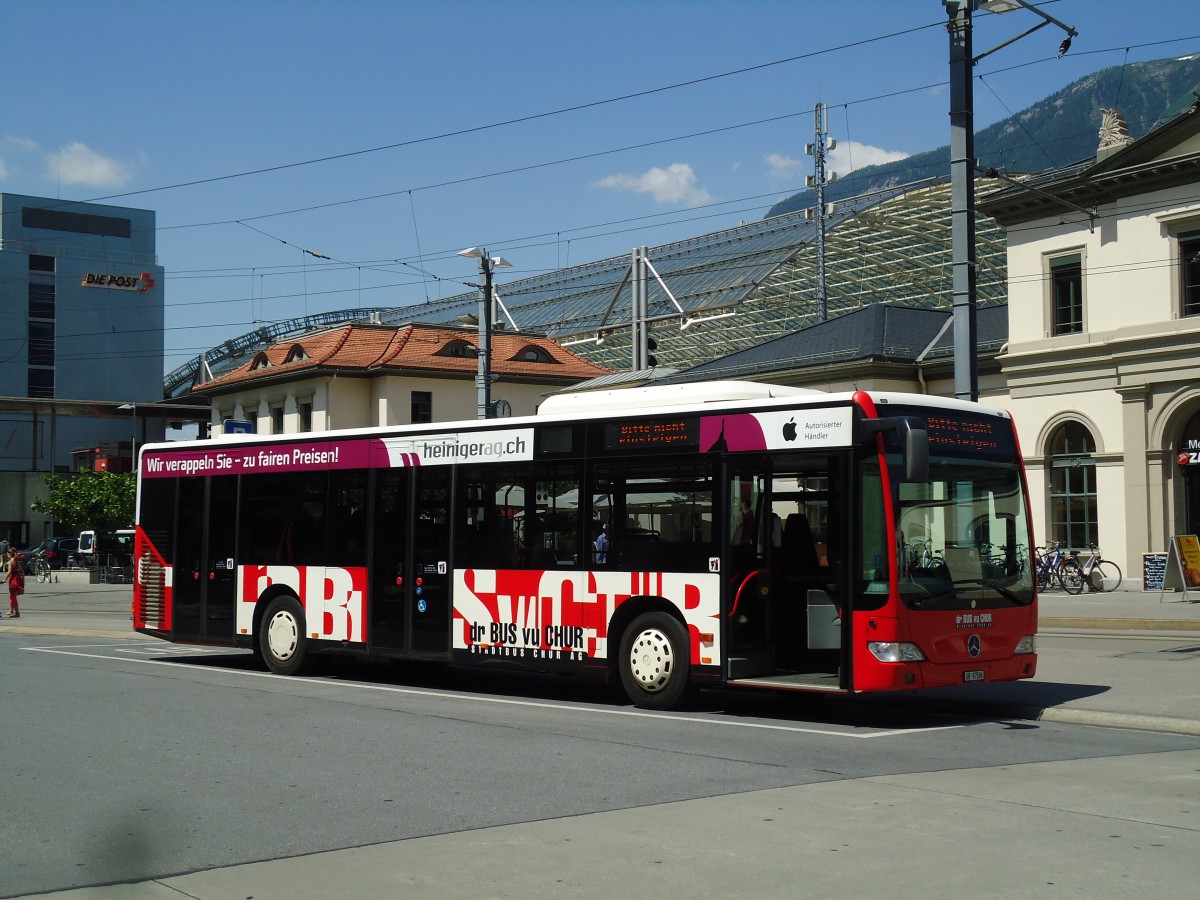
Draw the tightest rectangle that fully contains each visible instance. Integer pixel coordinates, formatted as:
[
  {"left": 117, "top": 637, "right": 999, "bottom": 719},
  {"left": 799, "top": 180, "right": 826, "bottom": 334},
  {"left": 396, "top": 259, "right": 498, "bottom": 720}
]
[{"left": 1143, "top": 553, "right": 1168, "bottom": 592}]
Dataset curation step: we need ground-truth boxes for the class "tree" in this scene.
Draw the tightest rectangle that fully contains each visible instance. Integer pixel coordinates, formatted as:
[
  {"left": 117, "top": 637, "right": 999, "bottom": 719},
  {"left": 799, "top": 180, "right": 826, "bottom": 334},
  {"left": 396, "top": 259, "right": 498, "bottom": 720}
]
[{"left": 30, "top": 470, "right": 136, "bottom": 534}]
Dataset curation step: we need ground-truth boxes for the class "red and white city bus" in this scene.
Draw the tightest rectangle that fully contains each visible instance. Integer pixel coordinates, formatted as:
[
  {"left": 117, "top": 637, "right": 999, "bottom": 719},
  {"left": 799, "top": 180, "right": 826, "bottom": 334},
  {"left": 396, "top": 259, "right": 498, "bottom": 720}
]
[{"left": 133, "top": 380, "right": 1037, "bottom": 709}]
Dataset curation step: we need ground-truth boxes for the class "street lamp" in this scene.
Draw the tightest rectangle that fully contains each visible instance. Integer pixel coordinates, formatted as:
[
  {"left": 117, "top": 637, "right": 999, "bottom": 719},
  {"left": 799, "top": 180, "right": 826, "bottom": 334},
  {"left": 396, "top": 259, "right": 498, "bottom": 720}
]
[
  {"left": 944, "top": 0, "right": 1076, "bottom": 402},
  {"left": 118, "top": 403, "right": 137, "bottom": 471},
  {"left": 457, "top": 247, "right": 513, "bottom": 420}
]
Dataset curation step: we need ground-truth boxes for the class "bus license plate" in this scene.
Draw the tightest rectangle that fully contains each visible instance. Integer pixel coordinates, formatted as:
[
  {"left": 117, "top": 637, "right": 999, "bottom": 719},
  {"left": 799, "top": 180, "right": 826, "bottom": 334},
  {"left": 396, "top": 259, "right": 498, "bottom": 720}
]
[{"left": 963, "top": 670, "right": 985, "bottom": 683}]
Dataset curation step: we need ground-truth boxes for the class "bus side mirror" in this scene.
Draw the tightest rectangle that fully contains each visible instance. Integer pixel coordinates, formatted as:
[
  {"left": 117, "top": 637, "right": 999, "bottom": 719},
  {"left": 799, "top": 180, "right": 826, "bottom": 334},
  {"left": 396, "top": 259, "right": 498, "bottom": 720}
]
[
  {"left": 859, "top": 416, "right": 928, "bottom": 483},
  {"left": 899, "top": 418, "right": 928, "bottom": 483}
]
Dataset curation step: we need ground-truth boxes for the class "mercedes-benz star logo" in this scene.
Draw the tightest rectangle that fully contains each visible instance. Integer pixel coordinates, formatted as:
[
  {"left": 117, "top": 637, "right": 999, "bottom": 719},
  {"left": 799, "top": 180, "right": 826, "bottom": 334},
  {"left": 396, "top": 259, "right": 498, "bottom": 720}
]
[{"left": 967, "top": 634, "right": 982, "bottom": 658}]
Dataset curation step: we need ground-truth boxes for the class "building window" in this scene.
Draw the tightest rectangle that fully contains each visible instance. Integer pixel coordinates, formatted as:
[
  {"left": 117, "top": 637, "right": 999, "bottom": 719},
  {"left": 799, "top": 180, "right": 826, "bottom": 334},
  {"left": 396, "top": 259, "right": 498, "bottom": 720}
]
[
  {"left": 28, "top": 321, "right": 55, "bottom": 367},
  {"left": 27, "top": 262, "right": 56, "bottom": 398},
  {"left": 412, "top": 391, "right": 432, "bottom": 424},
  {"left": 270, "top": 406, "right": 284, "bottom": 435},
  {"left": 1180, "top": 229, "right": 1200, "bottom": 317},
  {"left": 1048, "top": 421, "right": 1097, "bottom": 550},
  {"left": 27, "top": 367, "right": 54, "bottom": 399},
  {"left": 298, "top": 399, "right": 313, "bottom": 432},
  {"left": 22, "top": 206, "right": 132, "bottom": 238},
  {"left": 435, "top": 340, "right": 477, "bottom": 359},
  {"left": 1049, "top": 253, "right": 1083, "bottom": 335},
  {"left": 284, "top": 343, "right": 308, "bottom": 364},
  {"left": 28, "top": 282, "right": 55, "bottom": 320},
  {"left": 509, "top": 344, "right": 559, "bottom": 364}
]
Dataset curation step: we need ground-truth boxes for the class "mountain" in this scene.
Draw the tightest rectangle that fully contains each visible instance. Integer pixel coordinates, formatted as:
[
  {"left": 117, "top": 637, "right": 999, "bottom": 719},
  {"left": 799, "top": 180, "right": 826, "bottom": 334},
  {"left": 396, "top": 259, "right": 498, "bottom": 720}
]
[{"left": 765, "top": 54, "right": 1200, "bottom": 219}]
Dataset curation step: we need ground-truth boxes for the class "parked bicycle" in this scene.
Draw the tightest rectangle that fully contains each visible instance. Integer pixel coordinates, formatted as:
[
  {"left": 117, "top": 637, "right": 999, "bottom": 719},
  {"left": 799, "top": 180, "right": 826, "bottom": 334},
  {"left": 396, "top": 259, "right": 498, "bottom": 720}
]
[
  {"left": 980, "top": 542, "right": 1027, "bottom": 578},
  {"left": 33, "top": 555, "right": 52, "bottom": 584},
  {"left": 1075, "top": 543, "right": 1123, "bottom": 592},
  {"left": 1035, "top": 541, "right": 1084, "bottom": 593},
  {"left": 907, "top": 537, "right": 944, "bottom": 571}
]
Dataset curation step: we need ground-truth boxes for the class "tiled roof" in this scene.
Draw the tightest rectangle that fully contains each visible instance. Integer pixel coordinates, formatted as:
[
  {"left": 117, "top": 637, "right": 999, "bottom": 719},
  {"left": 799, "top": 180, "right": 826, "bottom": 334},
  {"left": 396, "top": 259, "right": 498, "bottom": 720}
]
[{"left": 194, "top": 323, "right": 611, "bottom": 394}]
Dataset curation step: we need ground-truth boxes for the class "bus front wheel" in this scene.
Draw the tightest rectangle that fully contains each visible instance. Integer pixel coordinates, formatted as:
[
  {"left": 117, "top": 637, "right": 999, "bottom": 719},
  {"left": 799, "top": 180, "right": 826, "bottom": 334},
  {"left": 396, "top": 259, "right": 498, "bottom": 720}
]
[
  {"left": 259, "top": 595, "right": 309, "bottom": 676},
  {"left": 619, "top": 612, "right": 692, "bottom": 710}
]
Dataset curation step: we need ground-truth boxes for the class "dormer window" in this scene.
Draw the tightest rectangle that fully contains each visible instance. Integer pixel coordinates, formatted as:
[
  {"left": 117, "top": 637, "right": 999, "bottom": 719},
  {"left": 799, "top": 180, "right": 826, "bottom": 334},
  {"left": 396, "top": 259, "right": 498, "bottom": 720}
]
[
  {"left": 250, "top": 351, "right": 272, "bottom": 371},
  {"left": 509, "top": 344, "right": 557, "bottom": 364},
  {"left": 436, "top": 340, "right": 478, "bottom": 359},
  {"left": 284, "top": 343, "right": 309, "bottom": 364}
]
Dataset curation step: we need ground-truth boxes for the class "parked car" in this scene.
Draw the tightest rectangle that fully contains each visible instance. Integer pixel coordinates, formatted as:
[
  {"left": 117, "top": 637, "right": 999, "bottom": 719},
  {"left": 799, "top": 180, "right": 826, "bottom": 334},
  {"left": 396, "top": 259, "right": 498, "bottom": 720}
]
[
  {"left": 77, "top": 528, "right": 135, "bottom": 583},
  {"left": 17, "top": 537, "right": 81, "bottom": 570}
]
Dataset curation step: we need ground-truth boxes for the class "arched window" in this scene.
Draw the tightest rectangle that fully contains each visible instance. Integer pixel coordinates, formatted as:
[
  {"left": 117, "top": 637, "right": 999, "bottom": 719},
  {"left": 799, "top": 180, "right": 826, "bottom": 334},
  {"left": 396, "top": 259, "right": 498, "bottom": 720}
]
[
  {"left": 508, "top": 344, "right": 558, "bottom": 364},
  {"left": 1048, "top": 421, "right": 1097, "bottom": 550},
  {"left": 435, "top": 340, "right": 478, "bottom": 359},
  {"left": 283, "top": 343, "right": 308, "bottom": 364}
]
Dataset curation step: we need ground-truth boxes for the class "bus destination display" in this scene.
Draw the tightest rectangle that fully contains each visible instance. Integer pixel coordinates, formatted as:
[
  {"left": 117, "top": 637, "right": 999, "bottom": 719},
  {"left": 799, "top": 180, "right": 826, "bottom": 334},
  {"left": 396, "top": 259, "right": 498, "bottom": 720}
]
[
  {"left": 603, "top": 417, "right": 699, "bottom": 451},
  {"left": 924, "top": 413, "right": 1009, "bottom": 457}
]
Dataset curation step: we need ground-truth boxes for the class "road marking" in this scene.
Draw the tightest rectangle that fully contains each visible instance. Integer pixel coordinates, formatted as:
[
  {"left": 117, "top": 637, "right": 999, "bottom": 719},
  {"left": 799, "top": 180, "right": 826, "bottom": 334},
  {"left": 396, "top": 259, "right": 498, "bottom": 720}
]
[{"left": 23, "top": 644, "right": 963, "bottom": 739}]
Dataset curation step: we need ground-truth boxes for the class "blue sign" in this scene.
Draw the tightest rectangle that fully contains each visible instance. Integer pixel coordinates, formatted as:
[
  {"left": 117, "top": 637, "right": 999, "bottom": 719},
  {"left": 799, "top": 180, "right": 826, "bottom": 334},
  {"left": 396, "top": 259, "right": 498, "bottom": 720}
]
[
  {"left": 417, "top": 599, "right": 427, "bottom": 613},
  {"left": 222, "top": 419, "right": 255, "bottom": 435}
]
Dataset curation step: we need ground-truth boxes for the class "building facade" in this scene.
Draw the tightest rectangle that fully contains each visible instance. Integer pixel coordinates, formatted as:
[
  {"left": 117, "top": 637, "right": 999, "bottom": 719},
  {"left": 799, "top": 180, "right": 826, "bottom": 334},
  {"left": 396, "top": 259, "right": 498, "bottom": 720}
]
[
  {"left": 0, "top": 193, "right": 168, "bottom": 542},
  {"left": 980, "top": 101, "right": 1200, "bottom": 578},
  {"left": 192, "top": 322, "right": 612, "bottom": 433}
]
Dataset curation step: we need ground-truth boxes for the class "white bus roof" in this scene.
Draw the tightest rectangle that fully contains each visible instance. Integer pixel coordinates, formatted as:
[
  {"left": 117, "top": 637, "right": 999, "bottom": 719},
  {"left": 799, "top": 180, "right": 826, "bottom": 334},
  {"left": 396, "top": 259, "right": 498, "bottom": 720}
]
[{"left": 538, "top": 380, "right": 821, "bottom": 416}]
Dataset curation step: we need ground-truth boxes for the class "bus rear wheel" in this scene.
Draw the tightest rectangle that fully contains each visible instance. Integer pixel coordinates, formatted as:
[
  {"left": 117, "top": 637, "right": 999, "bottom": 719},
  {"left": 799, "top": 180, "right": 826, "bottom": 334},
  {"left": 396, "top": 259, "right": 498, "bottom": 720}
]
[
  {"left": 259, "top": 595, "right": 309, "bottom": 676},
  {"left": 619, "top": 612, "right": 692, "bottom": 710}
]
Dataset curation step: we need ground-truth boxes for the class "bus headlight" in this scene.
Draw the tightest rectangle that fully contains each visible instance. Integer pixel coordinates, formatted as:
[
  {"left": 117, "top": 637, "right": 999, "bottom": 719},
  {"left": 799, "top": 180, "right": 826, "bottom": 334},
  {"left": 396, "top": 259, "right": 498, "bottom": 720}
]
[
  {"left": 1014, "top": 635, "right": 1036, "bottom": 654},
  {"left": 868, "top": 641, "right": 926, "bottom": 663}
]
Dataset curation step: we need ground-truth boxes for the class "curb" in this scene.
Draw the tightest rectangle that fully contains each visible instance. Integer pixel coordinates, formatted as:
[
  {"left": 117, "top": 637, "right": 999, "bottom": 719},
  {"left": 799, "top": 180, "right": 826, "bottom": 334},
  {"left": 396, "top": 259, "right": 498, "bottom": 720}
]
[
  {"left": 0, "top": 625, "right": 151, "bottom": 640},
  {"left": 1039, "top": 617, "right": 1200, "bottom": 632},
  {"left": 1035, "top": 706, "right": 1200, "bottom": 736},
  {"left": 878, "top": 695, "right": 1200, "bottom": 738}
]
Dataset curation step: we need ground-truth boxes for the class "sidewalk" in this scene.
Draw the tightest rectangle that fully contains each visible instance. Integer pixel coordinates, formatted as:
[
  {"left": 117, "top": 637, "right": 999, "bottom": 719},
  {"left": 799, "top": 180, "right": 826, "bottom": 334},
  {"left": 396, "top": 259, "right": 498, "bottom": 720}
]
[{"left": 1037, "top": 582, "right": 1200, "bottom": 631}]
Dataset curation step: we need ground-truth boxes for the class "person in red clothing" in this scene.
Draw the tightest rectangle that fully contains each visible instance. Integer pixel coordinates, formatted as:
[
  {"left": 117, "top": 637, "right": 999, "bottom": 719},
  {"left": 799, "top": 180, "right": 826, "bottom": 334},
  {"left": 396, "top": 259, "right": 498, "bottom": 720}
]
[{"left": 5, "top": 548, "right": 24, "bottom": 617}]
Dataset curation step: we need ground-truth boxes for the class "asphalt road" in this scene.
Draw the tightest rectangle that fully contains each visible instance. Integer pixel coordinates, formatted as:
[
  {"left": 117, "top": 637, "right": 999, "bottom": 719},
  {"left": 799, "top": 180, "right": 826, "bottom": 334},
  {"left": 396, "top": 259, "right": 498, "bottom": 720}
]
[{"left": 3, "top": 627, "right": 1200, "bottom": 899}]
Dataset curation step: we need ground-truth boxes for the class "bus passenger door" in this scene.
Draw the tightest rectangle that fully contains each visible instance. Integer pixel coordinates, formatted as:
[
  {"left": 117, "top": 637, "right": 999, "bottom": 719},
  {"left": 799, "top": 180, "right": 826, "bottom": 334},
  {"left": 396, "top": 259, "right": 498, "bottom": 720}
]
[
  {"left": 203, "top": 475, "right": 238, "bottom": 641},
  {"left": 172, "top": 477, "right": 205, "bottom": 640},
  {"left": 368, "top": 467, "right": 452, "bottom": 656},
  {"left": 369, "top": 470, "right": 409, "bottom": 653},
  {"left": 769, "top": 457, "right": 845, "bottom": 689},
  {"left": 724, "top": 463, "right": 772, "bottom": 678},
  {"left": 410, "top": 468, "right": 451, "bottom": 653},
  {"left": 171, "top": 475, "right": 237, "bottom": 643}
]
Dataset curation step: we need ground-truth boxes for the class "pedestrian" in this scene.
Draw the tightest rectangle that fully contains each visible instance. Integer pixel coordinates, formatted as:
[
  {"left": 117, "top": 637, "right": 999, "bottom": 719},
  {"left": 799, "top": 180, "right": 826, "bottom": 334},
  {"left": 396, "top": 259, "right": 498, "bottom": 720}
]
[
  {"left": 5, "top": 547, "right": 24, "bottom": 617},
  {"left": 593, "top": 523, "right": 609, "bottom": 564}
]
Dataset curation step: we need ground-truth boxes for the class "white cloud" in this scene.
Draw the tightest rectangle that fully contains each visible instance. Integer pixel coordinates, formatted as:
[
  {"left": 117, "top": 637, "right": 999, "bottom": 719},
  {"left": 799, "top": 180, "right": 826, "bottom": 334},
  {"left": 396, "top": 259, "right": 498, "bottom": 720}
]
[
  {"left": 3, "top": 135, "right": 39, "bottom": 153},
  {"left": 766, "top": 142, "right": 910, "bottom": 184},
  {"left": 592, "top": 162, "right": 712, "bottom": 206},
  {"left": 44, "top": 142, "right": 133, "bottom": 188},
  {"left": 1, "top": 136, "right": 38, "bottom": 182},
  {"left": 827, "top": 141, "right": 908, "bottom": 174},
  {"left": 765, "top": 152, "right": 804, "bottom": 181}
]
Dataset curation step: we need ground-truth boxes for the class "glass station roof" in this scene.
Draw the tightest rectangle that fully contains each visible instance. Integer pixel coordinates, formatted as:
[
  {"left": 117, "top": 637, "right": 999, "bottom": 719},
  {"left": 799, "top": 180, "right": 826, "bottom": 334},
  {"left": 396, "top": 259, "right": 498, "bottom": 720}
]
[{"left": 166, "top": 177, "right": 1008, "bottom": 397}]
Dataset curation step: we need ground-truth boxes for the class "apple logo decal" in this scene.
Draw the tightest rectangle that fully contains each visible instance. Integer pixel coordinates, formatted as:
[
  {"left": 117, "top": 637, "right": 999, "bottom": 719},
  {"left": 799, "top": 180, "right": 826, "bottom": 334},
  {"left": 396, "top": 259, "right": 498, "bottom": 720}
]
[{"left": 782, "top": 417, "right": 797, "bottom": 441}]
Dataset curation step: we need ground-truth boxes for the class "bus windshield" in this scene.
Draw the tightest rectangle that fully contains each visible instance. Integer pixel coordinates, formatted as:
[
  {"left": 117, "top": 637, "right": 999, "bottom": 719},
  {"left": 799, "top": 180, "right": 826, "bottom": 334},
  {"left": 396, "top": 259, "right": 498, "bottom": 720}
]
[
  {"left": 895, "top": 457, "right": 1035, "bottom": 609},
  {"left": 866, "top": 404, "right": 1035, "bottom": 610}
]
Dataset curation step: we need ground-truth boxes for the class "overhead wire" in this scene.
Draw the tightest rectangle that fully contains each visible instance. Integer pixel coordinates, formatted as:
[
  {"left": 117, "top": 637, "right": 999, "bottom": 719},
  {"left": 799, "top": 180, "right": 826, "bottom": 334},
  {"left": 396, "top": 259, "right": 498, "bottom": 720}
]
[
  {"left": 12, "top": 22, "right": 1199, "bottom": 367},
  {"left": 73, "top": 19, "right": 946, "bottom": 207}
]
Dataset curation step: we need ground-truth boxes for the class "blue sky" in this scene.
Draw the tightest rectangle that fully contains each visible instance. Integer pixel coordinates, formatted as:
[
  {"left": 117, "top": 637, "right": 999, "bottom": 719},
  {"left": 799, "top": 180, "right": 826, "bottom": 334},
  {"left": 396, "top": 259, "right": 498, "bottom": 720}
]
[{"left": 3, "top": 0, "right": 1198, "bottom": 376}]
